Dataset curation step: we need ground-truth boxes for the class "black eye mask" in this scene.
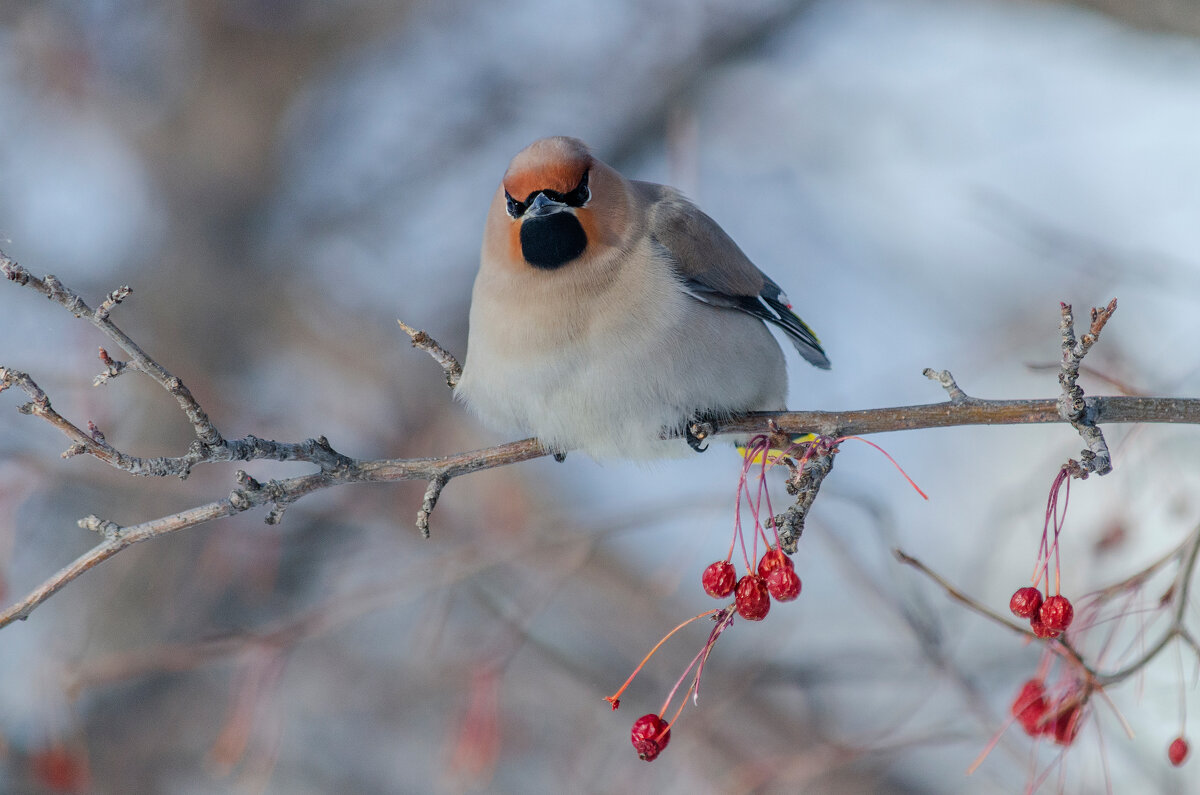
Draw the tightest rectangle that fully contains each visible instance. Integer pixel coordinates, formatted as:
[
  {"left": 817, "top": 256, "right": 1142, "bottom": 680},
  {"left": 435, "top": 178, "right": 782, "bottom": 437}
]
[{"left": 505, "top": 170, "right": 591, "bottom": 218}]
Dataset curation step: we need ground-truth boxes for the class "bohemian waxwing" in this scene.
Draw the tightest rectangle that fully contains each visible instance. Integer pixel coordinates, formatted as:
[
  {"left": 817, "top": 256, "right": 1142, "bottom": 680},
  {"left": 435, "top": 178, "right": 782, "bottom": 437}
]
[{"left": 455, "top": 136, "right": 829, "bottom": 459}]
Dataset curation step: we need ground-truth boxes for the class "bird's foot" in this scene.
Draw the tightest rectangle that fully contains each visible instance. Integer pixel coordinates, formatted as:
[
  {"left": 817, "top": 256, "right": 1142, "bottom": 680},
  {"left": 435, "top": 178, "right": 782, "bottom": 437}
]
[{"left": 686, "top": 418, "right": 715, "bottom": 453}]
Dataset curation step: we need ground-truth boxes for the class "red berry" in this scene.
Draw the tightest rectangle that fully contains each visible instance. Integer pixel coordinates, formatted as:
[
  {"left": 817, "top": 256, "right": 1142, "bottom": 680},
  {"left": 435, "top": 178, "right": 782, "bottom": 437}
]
[
  {"left": 734, "top": 575, "right": 771, "bottom": 621},
  {"left": 1052, "top": 705, "right": 1082, "bottom": 746},
  {"left": 630, "top": 713, "right": 671, "bottom": 761},
  {"left": 1040, "top": 595, "right": 1074, "bottom": 632},
  {"left": 1170, "top": 736, "right": 1190, "bottom": 766},
  {"left": 1011, "top": 679, "right": 1048, "bottom": 736},
  {"left": 765, "top": 566, "right": 801, "bottom": 602},
  {"left": 1029, "top": 614, "right": 1061, "bottom": 639},
  {"left": 701, "top": 560, "right": 737, "bottom": 598},
  {"left": 757, "top": 548, "right": 794, "bottom": 579},
  {"left": 1009, "top": 587, "right": 1043, "bottom": 619}
]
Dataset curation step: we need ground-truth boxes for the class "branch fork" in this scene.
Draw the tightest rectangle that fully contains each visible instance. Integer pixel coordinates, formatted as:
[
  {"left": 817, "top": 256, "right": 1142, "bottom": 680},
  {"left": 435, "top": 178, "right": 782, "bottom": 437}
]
[
  {"left": 771, "top": 437, "right": 839, "bottom": 553},
  {"left": 1057, "top": 300, "right": 1117, "bottom": 477}
]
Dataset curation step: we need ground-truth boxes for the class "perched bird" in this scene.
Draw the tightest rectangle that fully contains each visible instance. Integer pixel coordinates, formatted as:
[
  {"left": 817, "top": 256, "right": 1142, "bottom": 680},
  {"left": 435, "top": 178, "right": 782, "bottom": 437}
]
[{"left": 456, "top": 136, "right": 829, "bottom": 459}]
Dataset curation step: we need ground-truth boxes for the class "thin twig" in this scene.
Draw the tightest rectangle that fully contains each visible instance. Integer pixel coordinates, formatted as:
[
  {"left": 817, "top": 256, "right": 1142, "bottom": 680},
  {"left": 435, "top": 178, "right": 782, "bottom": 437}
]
[
  {"left": 416, "top": 475, "right": 449, "bottom": 539},
  {"left": 0, "top": 438, "right": 553, "bottom": 629},
  {"left": 3, "top": 258, "right": 222, "bottom": 446},
  {"left": 894, "top": 548, "right": 1095, "bottom": 677},
  {"left": 1093, "top": 524, "right": 1200, "bottom": 687},
  {"left": 398, "top": 320, "right": 462, "bottom": 389},
  {"left": 923, "top": 368, "right": 969, "bottom": 401},
  {"left": 2, "top": 255, "right": 357, "bottom": 478},
  {"left": 895, "top": 523, "right": 1200, "bottom": 690},
  {"left": 894, "top": 549, "right": 1036, "bottom": 639}
]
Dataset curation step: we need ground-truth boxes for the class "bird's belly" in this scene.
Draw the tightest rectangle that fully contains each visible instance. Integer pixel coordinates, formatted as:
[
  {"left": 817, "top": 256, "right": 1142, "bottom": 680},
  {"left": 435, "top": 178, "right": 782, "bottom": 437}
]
[{"left": 460, "top": 297, "right": 787, "bottom": 458}]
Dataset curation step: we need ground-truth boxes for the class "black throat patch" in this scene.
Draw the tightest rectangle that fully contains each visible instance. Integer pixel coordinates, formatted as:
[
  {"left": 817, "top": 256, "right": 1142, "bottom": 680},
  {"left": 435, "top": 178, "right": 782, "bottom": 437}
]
[{"left": 520, "top": 213, "right": 588, "bottom": 270}]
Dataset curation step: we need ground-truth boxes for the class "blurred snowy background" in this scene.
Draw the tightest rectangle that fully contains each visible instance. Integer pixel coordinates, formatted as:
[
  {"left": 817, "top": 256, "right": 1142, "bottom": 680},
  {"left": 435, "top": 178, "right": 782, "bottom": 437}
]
[{"left": 2, "top": 0, "right": 1200, "bottom": 792}]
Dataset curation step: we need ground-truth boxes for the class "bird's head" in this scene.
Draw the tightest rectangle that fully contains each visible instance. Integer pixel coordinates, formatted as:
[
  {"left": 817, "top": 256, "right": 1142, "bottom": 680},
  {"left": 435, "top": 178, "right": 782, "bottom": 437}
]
[{"left": 496, "top": 137, "right": 619, "bottom": 271}]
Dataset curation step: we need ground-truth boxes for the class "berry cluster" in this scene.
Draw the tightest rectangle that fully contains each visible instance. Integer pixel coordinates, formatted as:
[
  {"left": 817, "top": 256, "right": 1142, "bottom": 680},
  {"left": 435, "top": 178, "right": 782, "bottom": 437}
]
[
  {"left": 615, "top": 435, "right": 809, "bottom": 762},
  {"left": 613, "top": 435, "right": 925, "bottom": 763},
  {"left": 1009, "top": 587, "right": 1074, "bottom": 638},
  {"left": 970, "top": 665, "right": 1096, "bottom": 778},
  {"left": 702, "top": 546, "right": 801, "bottom": 621},
  {"left": 961, "top": 464, "right": 1094, "bottom": 780},
  {"left": 702, "top": 435, "right": 810, "bottom": 623},
  {"left": 1009, "top": 678, "right": 1084, "bottom": 746},
  {"left": 1010, "top": 465, "right": 1076, "bottom": 639}
]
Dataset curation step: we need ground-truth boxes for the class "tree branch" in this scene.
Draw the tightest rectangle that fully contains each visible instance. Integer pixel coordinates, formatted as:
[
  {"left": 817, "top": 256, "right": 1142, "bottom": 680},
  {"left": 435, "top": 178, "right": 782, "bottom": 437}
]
[
  {"left": 712, "top": 395, "right": 1200, "bottom": 439},
  {"left": 3, "top": 253, "right": 1200, "bottom": 632},
  {"left": 3, "top": 259, "right": 221, "bottom": 446}
]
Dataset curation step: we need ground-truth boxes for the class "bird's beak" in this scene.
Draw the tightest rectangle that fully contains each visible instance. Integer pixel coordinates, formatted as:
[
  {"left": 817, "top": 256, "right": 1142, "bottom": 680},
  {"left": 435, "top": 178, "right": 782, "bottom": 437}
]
[{"left": 526, "top": 192, "right": 568, "bottom": 218}]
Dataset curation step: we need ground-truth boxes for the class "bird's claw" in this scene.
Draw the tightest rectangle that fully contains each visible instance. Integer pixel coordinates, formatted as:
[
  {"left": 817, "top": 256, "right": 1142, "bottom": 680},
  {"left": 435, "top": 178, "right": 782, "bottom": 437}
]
[{"left": 686, "top": 421, "right": 712, "bottom": 453}]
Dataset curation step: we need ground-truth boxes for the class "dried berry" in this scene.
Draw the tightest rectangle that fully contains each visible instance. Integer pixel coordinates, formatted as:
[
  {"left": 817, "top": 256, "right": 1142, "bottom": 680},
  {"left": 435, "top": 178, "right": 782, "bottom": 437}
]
[
  {"left": 1170, "top": 736, "right": 1190, "bottom": 766},
  {"left": 1009, "top": 586, "right": 1043, "bottom": 619},
  {"left": 701, "top": 560, "right": 738, "bottom": 599},
  {"left": 765, "top": 566, "right": 801, "bottom": 602},
  {"left": 630, "top": 713, "right": 671, "bottom": 761},
  {"left": 757, "top": 548, "right": 794, "bottom": 579},
  {"left": 1011, "top": 679, "right": 1048, "bottom": 736},
  {"left": 1040, "top": 595, "right": 1074, "bottom": 633},
  {"left": 1029, "top": 615, "right": 1061, "bottom": 639},
  {"left": 734, "top": 575, "right": 771, "bottom": 621},
  {"left": 1052, "top": 705, "right": 1082, "bottom": 746}
]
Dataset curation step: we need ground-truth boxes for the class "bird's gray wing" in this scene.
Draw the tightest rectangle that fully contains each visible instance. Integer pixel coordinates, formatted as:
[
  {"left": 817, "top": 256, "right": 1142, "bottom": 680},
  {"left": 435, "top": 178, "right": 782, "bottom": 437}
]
[{"left": 636, "top": 181, "right": 830, "bottom": 370}]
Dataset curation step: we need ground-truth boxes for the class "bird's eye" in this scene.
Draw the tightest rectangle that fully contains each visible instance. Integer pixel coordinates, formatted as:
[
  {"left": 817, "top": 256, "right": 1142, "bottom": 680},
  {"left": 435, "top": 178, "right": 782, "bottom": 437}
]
[
  {"left": 505, "top": 192, "right": 526, "bottom": 218},
  {"left": 564, "top": 171, "right": 590, "bottom": 207}
]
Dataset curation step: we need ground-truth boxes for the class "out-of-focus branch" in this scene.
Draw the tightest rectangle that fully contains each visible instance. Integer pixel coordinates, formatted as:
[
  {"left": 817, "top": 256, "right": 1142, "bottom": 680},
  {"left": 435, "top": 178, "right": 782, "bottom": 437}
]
[
  {"left": 1091, "top": 524, "right": 1200, "bottom": 687},
  {"left": 1043, "top": 0, "right": 1200, "bottom": 41},
  {"left": 896, "top": 517, "right": 1200, "bottom": 690},
  {"left": 894, "top": 549, "right": 1036, "bottom": 639}
]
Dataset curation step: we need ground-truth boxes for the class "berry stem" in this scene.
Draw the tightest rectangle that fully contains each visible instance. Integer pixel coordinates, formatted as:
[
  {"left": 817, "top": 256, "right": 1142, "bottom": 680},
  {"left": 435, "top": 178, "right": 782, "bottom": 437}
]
[
  {"left": 1032, "top": 465, "right": 1070, "bottom": 594},
  {"left": 1054, "top": 475, "right": 1070, "bottom": 595},
  {"left": 663, "top": 679, "right": 696, "bottom": 735},
  {"left": 754, "top": 437, "right": 776, "bottom": 549},
  {"left": 691, "top": 606, "right": 736, "bottom": 705},
  {"left": 734, "top": 465, "right": 753, "bottom": 572},
  {"left": 836, "top": 436, "right": 929, "bottom": 500},
  {"left": 967, "top": 715, "right": 1017, "bottom": 775},
  {"left": 605, "top": 609, "right": 720, "bottom": 708},
  {"left": 659, "top": 607, "right": 736, "bottom": 721}
]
